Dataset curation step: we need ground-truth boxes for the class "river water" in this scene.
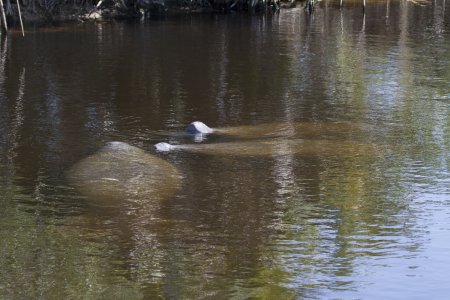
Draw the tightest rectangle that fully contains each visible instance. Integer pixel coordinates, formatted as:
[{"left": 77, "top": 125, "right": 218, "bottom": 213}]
[{"left": 0, "top": 1, "right": 449, "bottom": 299}]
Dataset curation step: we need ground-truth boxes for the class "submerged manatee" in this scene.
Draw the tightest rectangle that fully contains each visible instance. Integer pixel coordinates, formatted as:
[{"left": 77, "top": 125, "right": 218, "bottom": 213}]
[
  {"left": 68, "top": 142, "right": 182, "bottom": 207},
  {"left": 183, "top": 121, "right": 368, "bottom": 139},
  {"left": 154, "top": 139, "right": 383, "bottom": 158},
  {"left": 158, "top": 121, "right": 367, "bottom": 143},
  {"left": 156, "top": 121, "right": 382, "bottom": 157}
]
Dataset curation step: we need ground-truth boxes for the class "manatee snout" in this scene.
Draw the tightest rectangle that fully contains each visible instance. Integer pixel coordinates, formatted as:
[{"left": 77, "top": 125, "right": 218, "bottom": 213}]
[
  {"left": 185, "top": 121, "right": 213, "bottom": 135},
  {"left": 155, "top": 142, "right": 176, "bottom": 152}
]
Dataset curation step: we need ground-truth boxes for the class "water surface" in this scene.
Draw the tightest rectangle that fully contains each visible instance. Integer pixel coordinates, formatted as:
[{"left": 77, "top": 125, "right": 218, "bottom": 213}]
[{"left": 0, "top": 1, "right": 449, "bottom": 299}]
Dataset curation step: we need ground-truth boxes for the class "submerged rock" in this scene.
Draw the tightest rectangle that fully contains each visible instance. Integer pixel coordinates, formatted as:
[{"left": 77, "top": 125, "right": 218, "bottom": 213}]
[{"left": 67, "top": 142, "right": 182, "bottom": 207}]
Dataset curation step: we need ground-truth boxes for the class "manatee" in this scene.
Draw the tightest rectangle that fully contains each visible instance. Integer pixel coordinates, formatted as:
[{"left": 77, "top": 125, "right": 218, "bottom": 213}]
[
  {"left": 67, "top": 141, "right": 182, "bottom": 207},
  {"left": 156, "top": 121, "right": 367, "bottom": 144},
  {"left": 212, "top": 121, "right": 366, "bottom": 139},
  {"left": 180, "top": 121, "right": 369, "bottom": 140},
  {"left": 156, "top": 121, "right": 383, "bottom": 157},
  {"left": 154, "top": 139, "right": 383, "bottom": 158},
  {"left": 180, "top": 121, "right": 214, "bottom": 142},
  {"left": 185, "top": 121, "right": 214, "bottom": 135}
]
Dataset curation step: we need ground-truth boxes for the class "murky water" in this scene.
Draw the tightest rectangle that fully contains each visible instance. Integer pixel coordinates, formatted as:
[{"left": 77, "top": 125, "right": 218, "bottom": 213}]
[{"left": 1, "top": 1, "right": 449, "bottom": 299}]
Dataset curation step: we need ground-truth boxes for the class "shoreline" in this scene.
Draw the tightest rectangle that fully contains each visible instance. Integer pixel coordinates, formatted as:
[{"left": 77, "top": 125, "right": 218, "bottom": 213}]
[{"left": 0, "top": 0, "right": 303, "bottom": 27}]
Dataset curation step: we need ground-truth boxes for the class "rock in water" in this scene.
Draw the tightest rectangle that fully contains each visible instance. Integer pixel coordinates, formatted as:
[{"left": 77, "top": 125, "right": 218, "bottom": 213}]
[{"left": 67, "top": 142, "right": 182, "bottom": 207}]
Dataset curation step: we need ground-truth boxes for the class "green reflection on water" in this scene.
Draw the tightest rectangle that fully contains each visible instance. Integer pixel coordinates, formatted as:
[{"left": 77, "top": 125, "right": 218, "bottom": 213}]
[{"left": 0, "top": 186, "right": 145, "bottom": 299}]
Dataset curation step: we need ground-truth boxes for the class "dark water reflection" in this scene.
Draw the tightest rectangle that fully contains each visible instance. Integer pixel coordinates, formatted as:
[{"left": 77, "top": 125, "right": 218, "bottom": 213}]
[{"left": 0, "top": 1, "right": 449, "bottom": 298}]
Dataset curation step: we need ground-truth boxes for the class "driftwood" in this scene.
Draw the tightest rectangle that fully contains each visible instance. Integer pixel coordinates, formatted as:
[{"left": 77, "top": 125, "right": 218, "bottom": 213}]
[
  {"left": 16, "top": 0, "right": 24, "bottom": 36},
  {"left": 0, "top": 0, "right": 7, "bottom": 32},
  {"left": 0, "top": 0, "right": 24, "bottom": 35}
]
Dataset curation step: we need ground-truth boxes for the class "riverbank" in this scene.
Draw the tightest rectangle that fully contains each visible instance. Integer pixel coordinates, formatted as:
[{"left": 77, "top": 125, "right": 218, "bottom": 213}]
[{"left": 0, "top": 0, "right": 302, "bottom": 26}]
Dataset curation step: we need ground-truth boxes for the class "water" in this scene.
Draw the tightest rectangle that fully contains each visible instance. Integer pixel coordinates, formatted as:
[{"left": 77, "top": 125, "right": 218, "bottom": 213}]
[{"left": 0, "top": 1, "right": 449, "bottom": 299}]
